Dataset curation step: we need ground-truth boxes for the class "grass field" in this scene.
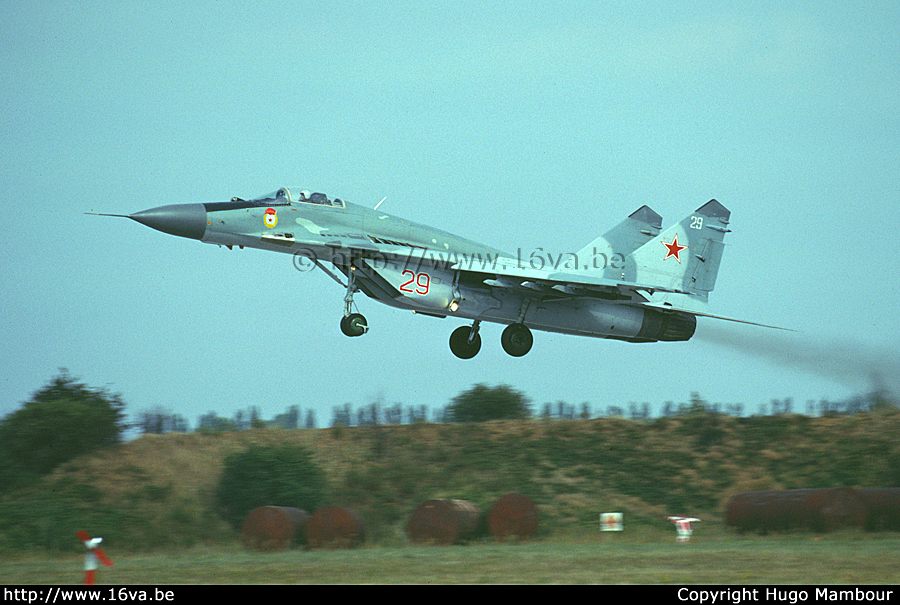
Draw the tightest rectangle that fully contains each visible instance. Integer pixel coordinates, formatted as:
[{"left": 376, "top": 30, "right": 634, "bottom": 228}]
[
  {"left": 4, "top": 533, "right": 899, "bottom": 584},
  {"left": 3, "top": 415, "right": 899, "bottom": 584}
]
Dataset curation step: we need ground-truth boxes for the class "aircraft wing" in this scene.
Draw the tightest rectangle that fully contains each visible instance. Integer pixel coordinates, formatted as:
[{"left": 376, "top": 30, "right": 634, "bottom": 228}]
[
  {"left": 451, "top": 259, "right": 695, "bottom": 300},
  {"left": 447, "top": 259, "right": 794, "bottom": 331}
]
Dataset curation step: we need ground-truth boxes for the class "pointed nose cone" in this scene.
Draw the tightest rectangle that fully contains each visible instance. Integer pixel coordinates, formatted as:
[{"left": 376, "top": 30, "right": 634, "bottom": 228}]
[{"left": 129, "top": 203, "right": 207, "bottom": 240}]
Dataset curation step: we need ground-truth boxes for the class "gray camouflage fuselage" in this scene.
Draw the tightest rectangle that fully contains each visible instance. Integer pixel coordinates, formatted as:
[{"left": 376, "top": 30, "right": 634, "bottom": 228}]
[{"left": 97, "top": 186, "right": 780, "bottom": 358}]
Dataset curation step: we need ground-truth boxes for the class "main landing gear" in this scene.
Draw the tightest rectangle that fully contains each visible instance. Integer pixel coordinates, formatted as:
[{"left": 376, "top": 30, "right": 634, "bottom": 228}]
[
  {"left": 449, "top": 321, "right": 533, "bottom": 359},
  {"left": 500, "top": 322, "right": 533, "bottom": 357},
  {"left": 449, "top": 322, "right": 482, "bottom": 359},
  {"left": 337, "top": 262, "right": 533, "bottom": 357}
]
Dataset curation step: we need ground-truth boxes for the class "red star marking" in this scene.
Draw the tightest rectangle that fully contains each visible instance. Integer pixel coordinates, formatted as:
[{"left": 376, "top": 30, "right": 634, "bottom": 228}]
[{"left": 661, "top": 234, "right": 688, "bottom": 263}]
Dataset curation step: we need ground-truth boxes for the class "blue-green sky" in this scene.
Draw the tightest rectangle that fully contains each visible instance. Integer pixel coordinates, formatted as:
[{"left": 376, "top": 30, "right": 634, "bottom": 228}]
[{"left": 2, "top": 1, "right": 898, "bottom": 427}]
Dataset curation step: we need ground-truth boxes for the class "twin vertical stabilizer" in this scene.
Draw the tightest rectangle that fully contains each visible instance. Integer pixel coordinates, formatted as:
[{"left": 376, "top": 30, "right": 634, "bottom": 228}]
[
  {"left": 576, "top": 200, "right": 730, "bottom": 300},
  {"left": 626, "top": 200, "right": 730, "bottom": 298}
]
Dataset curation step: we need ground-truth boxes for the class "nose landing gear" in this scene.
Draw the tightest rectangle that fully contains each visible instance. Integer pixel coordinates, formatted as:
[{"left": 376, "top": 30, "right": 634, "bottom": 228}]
[
  {"left": 340, "top": 263, "right": 368, "bottom": 337},
  {"left": 340, "top": 313, "right": 368, "bottom": 337}
]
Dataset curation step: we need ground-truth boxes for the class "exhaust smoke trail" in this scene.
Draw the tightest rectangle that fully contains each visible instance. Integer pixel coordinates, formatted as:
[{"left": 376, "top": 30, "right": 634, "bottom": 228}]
[{"left": 695, "top": 323, "right": 900, "bottom": 400}]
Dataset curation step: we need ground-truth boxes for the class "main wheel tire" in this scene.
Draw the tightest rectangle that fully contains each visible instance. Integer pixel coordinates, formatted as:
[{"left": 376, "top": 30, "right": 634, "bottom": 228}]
[
  {"left": 501, "top": 323, "right": 533, "bottom": 357},
  {"left": 449, "top": 326, "right": 482, "bottom": 359},
  {"left": 340, "top": 313, "right": 368, "bottom": 337}
]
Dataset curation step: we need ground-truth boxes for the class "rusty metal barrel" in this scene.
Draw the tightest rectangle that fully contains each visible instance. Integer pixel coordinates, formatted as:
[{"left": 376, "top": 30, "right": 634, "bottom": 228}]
[
  {"left": 305, "top": 506, "right": 366, "bottom": 549},
  {"left": 859, "top": 488, "right": 900, "bottom": 530},
  {"left": 725, "top": 488, "right": 868, "bottom": 533},
  {"left": 407, "top": 499, "right": 482, "bottom": 545},
  {"left": 241, "top": 506, "right": 308, "bottom": 551},
  {"left": 487, "top": 493, "right": 539, "bottom": 542}
]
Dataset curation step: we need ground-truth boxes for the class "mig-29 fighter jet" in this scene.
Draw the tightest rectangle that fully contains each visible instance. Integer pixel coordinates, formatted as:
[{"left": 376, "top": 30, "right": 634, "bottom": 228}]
[{"left": 90, "top": 187, "right": 782, "bottom": 358}]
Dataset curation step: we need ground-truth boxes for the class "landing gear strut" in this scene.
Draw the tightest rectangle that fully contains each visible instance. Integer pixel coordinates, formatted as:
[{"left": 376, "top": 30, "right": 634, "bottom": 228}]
[
  {"left": 340, "top": 263, "right": 368, "bottom": 337},
  {"left": 449, "top": 321, "right": 482, "bottom": 359},
  {"left": 499, "top": 299, "right": 534, "bottom": 357}
]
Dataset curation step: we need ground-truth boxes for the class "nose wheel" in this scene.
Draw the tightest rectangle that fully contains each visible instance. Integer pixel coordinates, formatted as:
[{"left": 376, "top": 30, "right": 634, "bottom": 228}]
[{"left": 340, "top": 313, "right": 368, "bottom": 337}]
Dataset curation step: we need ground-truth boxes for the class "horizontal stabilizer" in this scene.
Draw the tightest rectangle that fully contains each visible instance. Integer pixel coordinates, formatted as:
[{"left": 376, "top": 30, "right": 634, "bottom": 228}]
[{"left": 643, "top": 303, "right": 796, "bottom": 332}]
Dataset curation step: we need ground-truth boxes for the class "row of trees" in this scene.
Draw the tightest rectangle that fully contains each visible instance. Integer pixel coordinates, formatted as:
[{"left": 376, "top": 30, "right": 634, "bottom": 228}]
[
  {"left": 139, "top": 405, "right": 317, "bottom": 434},
  {"left": 0, "top": 373, "right": 533, "bottom": 495},
  {"left": 137, "top": 390, "right": 899, "bottom": 435},
  {"left": 3, "top": 371, "right": 896, "bottom": 497},
  {"left": 135, "top": 384, "right": 532, "bottom": 434}
]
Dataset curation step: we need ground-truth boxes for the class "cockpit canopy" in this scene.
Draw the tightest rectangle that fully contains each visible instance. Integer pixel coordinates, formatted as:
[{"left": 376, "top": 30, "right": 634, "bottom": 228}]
[{"left": 253, "top": 187, "right": 345, "bottom": 208}]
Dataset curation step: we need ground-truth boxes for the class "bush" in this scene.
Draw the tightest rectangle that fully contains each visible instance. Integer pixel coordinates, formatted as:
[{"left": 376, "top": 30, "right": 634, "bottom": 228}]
[
  {"left": 215, "top": 444, "right": 327, "bottom": 529},
  {"left": 0, "top": 371, "right": 126, "bottom": 492},
  {"left": 447, "top": 384, "right": 531, "bottom": 423}
]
